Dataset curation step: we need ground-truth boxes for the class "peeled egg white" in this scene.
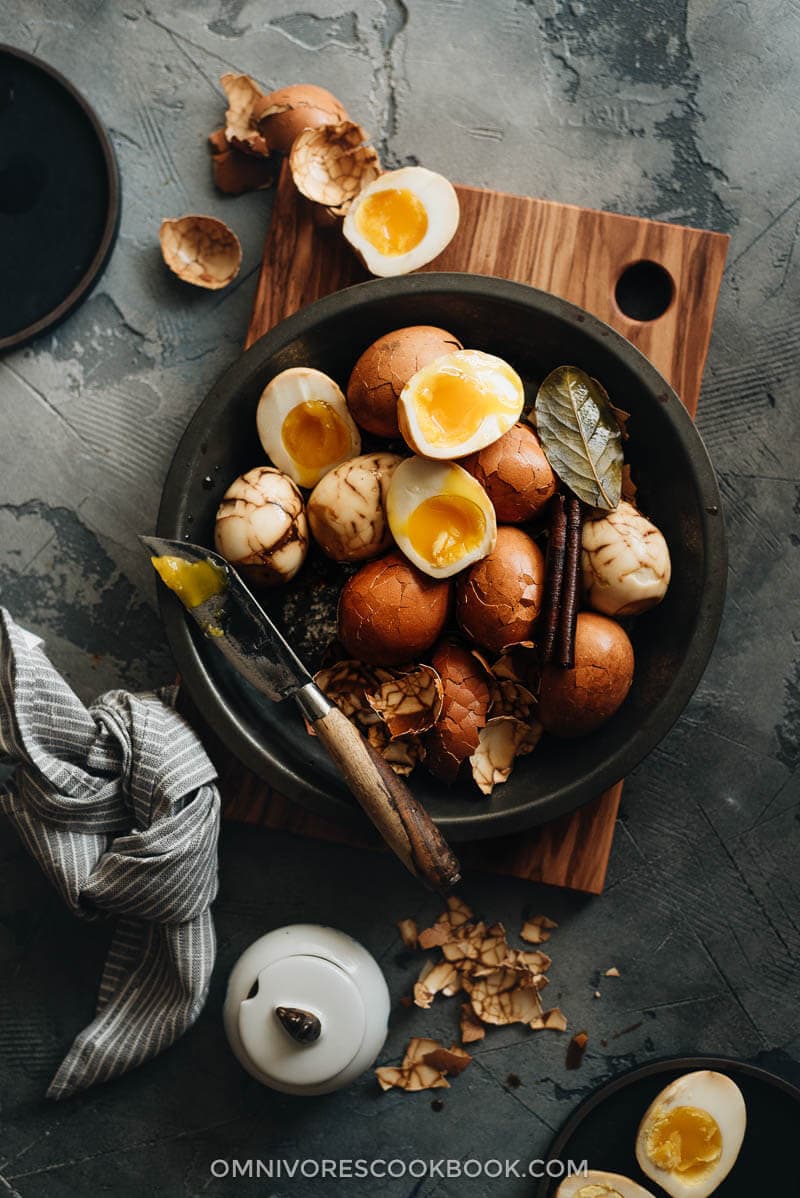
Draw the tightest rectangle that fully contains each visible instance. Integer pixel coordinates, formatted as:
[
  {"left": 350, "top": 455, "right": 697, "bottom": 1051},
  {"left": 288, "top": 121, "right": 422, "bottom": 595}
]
[
  {"left": 556, "top": 1171, "right": 657, "bottom": 1198},
  {"left": 342, "top": 166, "right": 459, "bottom": 277},
  {"left": 635, "top": 1071, "right": 746, "bottom": 1198},
  {"left": 398, "top": 348, "right": 525, "bottom": 460},
  {"left": 256, "top": 366, "right": 360, "bottom": 489},
  {"left": 385, "top": 455, "right": 497, "bottom": 579}
]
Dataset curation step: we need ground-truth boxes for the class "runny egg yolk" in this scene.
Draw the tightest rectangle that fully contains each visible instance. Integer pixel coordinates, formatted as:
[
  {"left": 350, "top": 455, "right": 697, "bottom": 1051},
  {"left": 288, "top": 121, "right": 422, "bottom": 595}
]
[
  {"left": 407, "top": 494, "right": 486, "bottom": 568},
  {"left": 281, "top": 400, "right": 349, "bottom": 470},
  {"left": 414, "top": 365, "right": 519, "bottom": 447},
  {"left": 646, "top": 1106, "right": 722, "bottom": 1177},
  {"left": 355, "top": 188, "right": 428, "bottom": 256}
]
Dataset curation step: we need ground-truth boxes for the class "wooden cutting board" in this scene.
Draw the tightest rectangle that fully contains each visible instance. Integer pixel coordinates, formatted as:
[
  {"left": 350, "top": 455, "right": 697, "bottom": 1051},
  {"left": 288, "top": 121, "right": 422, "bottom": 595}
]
[{"left": 214, "top": 161, "right": 728, "bottom": 894}]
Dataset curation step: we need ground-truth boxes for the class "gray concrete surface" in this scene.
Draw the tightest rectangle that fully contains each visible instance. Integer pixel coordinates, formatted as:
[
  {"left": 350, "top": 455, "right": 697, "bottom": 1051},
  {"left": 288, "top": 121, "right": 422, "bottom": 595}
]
[{"left": 1, "top": 1, "right": 799, "bottom": 1194}]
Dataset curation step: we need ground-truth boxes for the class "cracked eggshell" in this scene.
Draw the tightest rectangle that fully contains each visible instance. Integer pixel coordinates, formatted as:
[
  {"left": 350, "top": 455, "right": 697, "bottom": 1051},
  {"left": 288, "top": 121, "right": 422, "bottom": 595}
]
[
  {"left": 337, "top": 551, "right": 452, "bottom": 666},
  {"left": 461, "top": 423, "right": 557, "bottom": 523},
  {"left": 469, "top": 716, "right": 542, "bottom": 795},
  {"left": 347, "top": 325, "right": 463, "bottom": 438},
  {"left": 456, "top": 526, "right": 545, "bottom": 654},
  {"left": 538, "top": 612, "right": 634, "bottom": 738},
  {"left": 343, "top": 166, "right": 459, "bottom": 278},
  {"left": 257, "top": 367, "right": 361, "bottom": 489},
  {"left": 582, "top": 500, "right": 671, "bottom": 617},
  {"left": 307, "top": 452, "right": 402, "bottom": 562},
  {"left": 208, "top": 128, "right": 274, "bottom": 195},
  {"left": 424, "top": 642, "right": 491, "bottom": 782},
  {"left": 290, "top": 121, "right": 380, "bottom": 217},
  {"left": 159, "top": 215, "right": 241, "bottom": 290},
  {"left": 214, "top": 466, "right": 308, "bottom": 586},
  {"left": 220, "top": 73, "right": 270, "bottom": 156},
  {"left": 253, "top": 83, "right": 348, "bottom": 155}
]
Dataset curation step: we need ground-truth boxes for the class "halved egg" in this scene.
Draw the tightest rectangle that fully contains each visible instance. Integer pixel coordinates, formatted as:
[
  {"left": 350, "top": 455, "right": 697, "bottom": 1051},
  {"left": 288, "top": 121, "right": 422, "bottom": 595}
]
[
  {"left": 398, "top": 349, "right": 524, "bottom": 459},
  {"left": 386, "top": 456, "right": 496, "bottom": 579},
  {"left": 256, "top": 367, "right": 360, "bottom": 489},
  {"left": 635, "top": 1071, "right": 746, "bottom": 1198},
  {"left": 342, "top": 166, "right": 459, "bottom": 277},
  {"left": 556, "top": 1171, "right": 656, "bottom": 1198}
]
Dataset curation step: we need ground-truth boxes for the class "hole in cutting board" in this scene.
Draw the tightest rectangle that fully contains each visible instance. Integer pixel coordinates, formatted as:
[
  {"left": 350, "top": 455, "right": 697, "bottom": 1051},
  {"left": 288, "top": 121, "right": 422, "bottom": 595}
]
[{"left": 614, "top": 260, "right": 674, "bottom": 322}]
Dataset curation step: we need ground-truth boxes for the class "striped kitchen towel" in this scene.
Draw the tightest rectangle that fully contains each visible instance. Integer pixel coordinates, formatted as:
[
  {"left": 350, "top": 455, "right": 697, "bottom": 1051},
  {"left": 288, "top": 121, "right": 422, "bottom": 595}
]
[{"left": 0, "top": 608, "right": 221, "bottom": 1100}]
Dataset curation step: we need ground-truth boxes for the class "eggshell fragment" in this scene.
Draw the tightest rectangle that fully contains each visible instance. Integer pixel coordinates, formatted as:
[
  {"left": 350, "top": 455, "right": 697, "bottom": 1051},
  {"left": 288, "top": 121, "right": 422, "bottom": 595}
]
[
  {"left": 307, "top": 452, "right": 401, "bottom": 563},
  {"left": 366, "top": 665, "right": 443, "bottom": 737},
  {"left": 375, "top": 1037, "right": 450, "bottom": 1092},
  {"left": 254, "top": 83, "right": 348, "bottom": 155},
  {"left": 347, "top": 326, "right": 463, "bottom": 438},
  {"left": 214, "top": 466, "right": 307, "bottom": 586},
  {"left": 208, "top": 128, "right": 274, "bottom": 195},
  {"left": 460, "top": 1003, "right": 486, "bottom": 1043},
  {"left": 469, "top": 716, "right": 542, "bottom": 796},
  {"left": 456, "top": 527, "right": 545, "bottom": 654},
  {"left": 220, "top": 73, "right": 270, "bottom": 156},
  {"left": 461, "top": 423, "right": 557, "bottom": 523},
  {"left": 424, "top": 642, "right": 491, "bottom": 782},
  {"left": 520, "top": 916, "right": 558, "bottom": 945},
  {"left": 338, "top": 552, "right": 451, "bottom": 666},
  {"left": 290, "top": 121, "right": 380, "bottom": 217},
  {"left": 159, "top": 215, "right": 241, "bottom": 290},
  {"left": 538, "top": 612, "right": 634, "bottom": 737},
  {"left": 314, "top": 659, "right": 392, "bottom": 727},
  {"left": 396, "top": 918, "right": 419, "bottom": 949}
]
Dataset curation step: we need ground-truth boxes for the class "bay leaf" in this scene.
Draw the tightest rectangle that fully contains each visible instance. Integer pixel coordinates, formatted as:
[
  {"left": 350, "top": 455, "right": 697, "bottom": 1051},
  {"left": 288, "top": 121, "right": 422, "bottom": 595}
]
[{"left": 533, "top": 365, "right": 623, "bottom": 510}]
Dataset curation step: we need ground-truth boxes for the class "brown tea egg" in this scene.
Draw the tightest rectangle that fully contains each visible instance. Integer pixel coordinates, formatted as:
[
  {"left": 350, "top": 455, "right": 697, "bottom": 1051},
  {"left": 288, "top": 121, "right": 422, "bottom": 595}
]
[
  {"left": 338, "top": 551, "right": 451, "bottom": 666},
  {"left": 424, "top": 641, "right": 491, "bottom": 782},
  {"left": 538, "top": 612, "right": 634, "bottom": 738},
  {"left": 456, "top": 527, "right": 545, "bottom": 654},
  {"left": 214, "top": 466, "right": 308, "bottom": 586},
  {"left": 307, "top": 452, "right": 402, "bottom": 562},
  {"left": 347, "top": 325, "right": 462, "bottom": 438},
  {"left": 461, "top": 423, "right": 557, "bottom": 523},
  {"left": 253, "top": 83, "right": 348, "bottom": 155}
]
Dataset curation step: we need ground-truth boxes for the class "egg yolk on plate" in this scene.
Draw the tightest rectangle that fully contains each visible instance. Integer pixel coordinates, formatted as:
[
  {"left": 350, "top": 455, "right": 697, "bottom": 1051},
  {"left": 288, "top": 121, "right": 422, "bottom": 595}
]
[
  {"left": 355, "top": 188, "right": 429, "bottom": 256},
  {"left": 645, "top": 1106, "right": 722, "bottom": 1176},
  {"left": 412, "top": 362, "right": 521, "bottom": 447},
  {"left": 406, "top": 494, "right": 486, "bottom": 568},
  {"left": 281, "top": 400, "right": 351, "bottom": 471}
]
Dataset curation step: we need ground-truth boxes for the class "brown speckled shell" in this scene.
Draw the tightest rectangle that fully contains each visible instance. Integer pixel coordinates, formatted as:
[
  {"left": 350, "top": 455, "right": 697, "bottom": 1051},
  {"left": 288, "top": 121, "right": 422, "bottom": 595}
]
[
  {"left": 461, "top": 424, "right": 556, "bottom": 523},
  {"left": 456, "top": 527, "right": 545, "bottom": 654},
  {"left": 254, "top": 84, "right": 348, "bottom": 155},
  {"left": 346, "top": 325, "right": 463, "bottom": 438},
  {"left": 424, "top": 642, "right": 491, "bottom": 782},
  {"left": 537, "top": 612, "right": 634, "bottom": 738},
  {"left": 337, "top": 551, "right": 451, "bottom": 666}
]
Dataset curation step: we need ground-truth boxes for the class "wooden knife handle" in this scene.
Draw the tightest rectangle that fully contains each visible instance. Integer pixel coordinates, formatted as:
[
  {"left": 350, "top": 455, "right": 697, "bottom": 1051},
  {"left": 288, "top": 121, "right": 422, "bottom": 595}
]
[{"left": 311, "top": 704, "right": 461, "bottom": 893}]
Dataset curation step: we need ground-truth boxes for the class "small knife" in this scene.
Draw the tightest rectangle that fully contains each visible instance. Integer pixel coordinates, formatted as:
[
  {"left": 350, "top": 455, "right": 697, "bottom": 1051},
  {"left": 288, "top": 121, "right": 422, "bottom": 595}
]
[{"left": 141, "top": 535, "right": 461, "bottom": 893}]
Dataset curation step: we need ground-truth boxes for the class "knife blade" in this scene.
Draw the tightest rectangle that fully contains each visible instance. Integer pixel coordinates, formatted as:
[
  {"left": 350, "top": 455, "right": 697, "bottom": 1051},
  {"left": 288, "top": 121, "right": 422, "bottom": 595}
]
[{"left": 141, "top": 535, "right": 461, "bottom": 893}]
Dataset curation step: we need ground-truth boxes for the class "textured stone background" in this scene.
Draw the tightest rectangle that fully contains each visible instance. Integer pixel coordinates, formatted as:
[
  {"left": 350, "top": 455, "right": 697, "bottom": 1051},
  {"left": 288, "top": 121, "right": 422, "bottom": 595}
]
[{"left": 1, "top": 1, "right": 799, "bottom": 1194}]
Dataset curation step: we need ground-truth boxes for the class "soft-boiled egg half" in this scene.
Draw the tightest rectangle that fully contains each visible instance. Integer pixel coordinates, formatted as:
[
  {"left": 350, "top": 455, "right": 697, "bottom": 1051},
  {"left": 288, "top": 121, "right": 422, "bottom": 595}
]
[
  {"left": 556, "top": 1171, "right": 656, "bottom": 1198},
  {"left": 257, "top": 367, "right": 360, "bottom": 489},
  {"left": 386, "top": 456, "right": 496, "bottom": 579},
  {"left": 635, "top": 1071, "right": 746, "bottom": 1198},
  {"left": 342, "top": 166, "right": 459, "bottom": 277},
  {"left": 398, "top": 348, "right": 525, "bottom": 459}
]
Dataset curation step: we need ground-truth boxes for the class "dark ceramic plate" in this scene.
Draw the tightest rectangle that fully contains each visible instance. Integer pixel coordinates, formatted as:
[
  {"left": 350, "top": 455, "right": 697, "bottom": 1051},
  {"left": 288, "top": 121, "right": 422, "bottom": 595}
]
[
  {"left": 0, "top": 45, "right": 119, "bottom": 351},
  {"left": 156, "top": 273, "right": 727, "bottom": 840},
  {"left": 538, "top": 1055, "right": 800, "bottom": 1196}
]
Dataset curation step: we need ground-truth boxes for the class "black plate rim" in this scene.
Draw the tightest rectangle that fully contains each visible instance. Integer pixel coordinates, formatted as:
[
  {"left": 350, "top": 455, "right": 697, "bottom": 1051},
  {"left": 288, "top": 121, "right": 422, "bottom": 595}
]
[
  {"left": 538, "top": 1053, "right": 800, "bottom": 1196},
  {"left": 156, "top": 271, "right": 728, "bottom": 840},
  {"left": 0, "top": 43, "right": 121, "bottom": 352}
]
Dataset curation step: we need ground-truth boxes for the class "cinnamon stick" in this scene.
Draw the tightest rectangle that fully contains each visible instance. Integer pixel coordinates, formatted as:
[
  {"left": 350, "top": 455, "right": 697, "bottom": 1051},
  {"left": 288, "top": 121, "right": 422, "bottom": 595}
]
[
  {"left": 557, "top": 495, "right": 584, "bottom": 668},
  {"left": 540, "top": 493, "right": 567, "bottom": 664}
]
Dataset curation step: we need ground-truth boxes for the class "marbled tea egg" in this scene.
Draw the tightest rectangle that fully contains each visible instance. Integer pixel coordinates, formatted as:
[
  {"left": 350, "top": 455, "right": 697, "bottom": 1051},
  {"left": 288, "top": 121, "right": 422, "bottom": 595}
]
[
  {"left": 307, "top": 452, "right": 403, "bottom": 562},
  {"left": 214, "top": 466, "right": 308, "bottom": 586}
]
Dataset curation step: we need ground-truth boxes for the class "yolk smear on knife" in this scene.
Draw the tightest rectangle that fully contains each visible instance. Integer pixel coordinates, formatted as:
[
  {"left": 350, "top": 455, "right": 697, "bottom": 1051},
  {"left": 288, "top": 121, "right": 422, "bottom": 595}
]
[
  {"left": 646, "top": 1106, "right": 722, "bottom": 1177},
  {"left": 151, "top": 556, "right": 227, "bottom": 608},
  {"left": 282, "top": 400, "right": 349, "bottom": 473},
  {"left": 413, "top": 365, "right": 519, "bottom": 446},
  {"left": 407, "top": 495, "right": 485, "bottom": 567},
  {"left": 355, "top": 188, "right": 428, "bottom": 256}
]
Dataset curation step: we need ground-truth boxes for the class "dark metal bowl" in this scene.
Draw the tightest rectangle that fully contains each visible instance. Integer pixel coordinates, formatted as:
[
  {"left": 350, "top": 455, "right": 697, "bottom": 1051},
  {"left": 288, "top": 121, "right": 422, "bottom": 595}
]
[{"left": 157, "top": 273, "right": 726, "bottom": 840}]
